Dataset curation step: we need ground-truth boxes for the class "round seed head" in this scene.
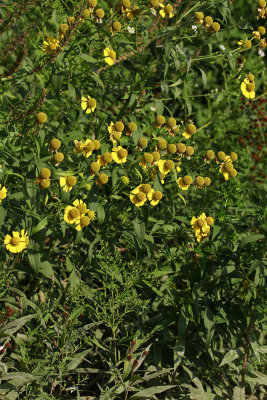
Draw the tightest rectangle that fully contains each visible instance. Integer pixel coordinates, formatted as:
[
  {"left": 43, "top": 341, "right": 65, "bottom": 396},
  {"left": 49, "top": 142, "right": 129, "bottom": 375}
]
[
  {"left": 54, "top": 152, "right": 64, "bottom": 162},
  {"left": 109, "top": 50, "right": 116, "bottom": 60},
  {"left": 167, "top": 144, "right": 177, "bottom": 154},
  {"left": 258, "top": 0, "right": 266, "bottom": 7},
  {"left": 95, "top": 8, "right": 104, "bottom": 19},
  {"left": 258, "top": 26, "right": 266, "bottom": 35},
  {"left": 230, "top": 152, "right": 238, "bottom": 162},
  {"left": 50, "top": 138, "right": 61, "bottom": 150},
  {"left": 86, "top": 142, "right": 95, "bottom": 151},
  {"left": 112, "top": 21, "right": 121, "bottom": 31},
  {"left": 197, "top": 218, "right": 206, "bottom": 227},
  {"left": 144, "top": 153, "right": 153, "bottom": 164},
  {"left": 66, "top": 176, "right": 77, "bottom": 186},
  {"left": 195, "top": 11, "right": 204, "bottom": 20},
  {"left": 77, "top": 203, "right": 87, "bottom": 214},
  {"left": 11, "top": 237, "right": 20, "bottom": 245},
  {"left": 89, "top": 0, "right": 97, "bottom": 6},
  {"left": 183, "top": 175, "right": 193, "bottom": 185},
  {"left": 212, "top": 22, "right": 220, "bottom": 32},
  {"left": 186, "top": 146, "right": 194, "bottom": 156},
  {"left": 172, "top": 125, "right": 180, "bottom": 133},
  {"left": 60, "top": 23, "right": 69, "bottom": 33},
  {"left": 204, "top": 177, "right": 211, "bottom": 186},
  {"left": 98, "top": 173, "right": 108, "bottom": 184},
  {"left": 157, "top": 138, "right": 167, "bottom": 150},
  {"left": 83, "top": 9, "right": 90, "bottom": 18},
  {"left": 138, "top": 137, "right": 148, "bottom": 148},
  {"left": 177, "top": 143, "right": 186, "bottom": 153},
  {"left": 187, "top": 123, "right": 197, "bottom": 134},
  {"left": 141, "top": 184, "right": 151, "bottom": 194},
  {"left": 37, "top": 112, "right": 47, "bottom": 124},
  {"left": 217, "top": 151, "right": 226, "bottom": 161},
  {"left": 165, "top": 160, "right": 174, "bottom": 170},
  {"left": 195, "top": 176, "right": 204, "bottom": 186},
  {"left": 80, "top": 216, "right": 90, "bottom": 226},
  {"left": 153, "top": 191, "right": 162, "bottom": 200},
  {"left": 40, "top": 168, "right": 51, "bottom": 179},
  {"left": 248, "top": 72, "right": 255, "bottom": 82},
  {"left": 90, "top": 162, "right": 100, "bottom": 173},
  {"left": 40, "top": 179, "right": 50, "bottom": 189},
  {"left": 118, "top": 148, "right": 128, "bottom": 159},
  {"left": 70, "top": 208, "right": 80, "bottom": 218},
  {"left": 92, "top": 140, "right": 100, "bottom": 150},
  {"left": 67, "top": 16, "right": 75, "bottom": 25},
  {"left": 103, "top": 152, "right": 113, "bottom": 163},
  {"left": 165, "top": 4, "right": 173, "bottom": 12},
  {"left": 204, "top": 16, "right": 213, "bottom": 25},
  {"left": 229, "top": 168, "right": 237, "bottom": 178},
  {"left": 136, "top": 192, "right": 146, "bottom": 202},
  {"left": 113, "top": 131, "right": 121, "bottom": 140},
  {"left": 206, "top": 150, "right": 215, "bottom": 160},
  {"left": 88, "top": 98, "right": 96, "bottom": 108},
  {"left": 123, "top": 0, "right": 131, "bottom": 7},
  {"left": 244, "top": 40, "right": 252, "bottom": 48},
  {"left": 49, "top": 43, "right": 57, "bottom": 51},
  {"left": 246, "top": 83, "right": 255, "bottom": 92},
  {"left": 224, "top": 162, "right": 234, "bottom": 172},
  {"left": 156, "top": 115, "right": 165, "bottom": 125},
  {"left": 115, "top": 121, "right": 124, "bottom": 132},
  {"left": 167, "top": 117, "right": 176, "bottom": 128},
  {"left": 128, "top": 122, "right": 137, "bottom": 132},
  {"left": 206, "top": 216, "right": 214, "bottom": 226},
  {"left": 152, "top": 151, "right": 160, "bottom": 161}
]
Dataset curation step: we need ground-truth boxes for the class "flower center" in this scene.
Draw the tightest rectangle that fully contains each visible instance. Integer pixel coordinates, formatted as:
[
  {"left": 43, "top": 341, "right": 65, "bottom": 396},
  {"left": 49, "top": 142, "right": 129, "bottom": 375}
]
[
  {"left": 118, "top": 149, "right": 127, "bottom": 159},
  {"left": 66, "top": 176, "right": 77, "bottom": 186},
  {"left": 136, "top": 192, "right": 146, "bottom": 202},
  {"left": 77, "top": 204, "right": 87, "bottom": 214},
  {"left": 70, "top": 208, "right": 80, "bottom": 218},
  {"left": 11, "top": 237, "right": 20, "bottom": 246}
]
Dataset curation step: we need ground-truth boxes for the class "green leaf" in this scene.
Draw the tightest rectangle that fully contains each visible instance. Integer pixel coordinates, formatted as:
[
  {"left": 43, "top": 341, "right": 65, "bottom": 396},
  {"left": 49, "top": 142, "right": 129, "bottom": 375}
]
[
  {"left": 128, "top": 385, "right": 176, "bottom": 399},
  {"left": 31, "top": 217, "right": 47, "bottom": 235},
  {"left": 198, "top": 68, "right": 207, "bottom": 89},
  {"left": 0, "top": 314, "right": 37, "bottom": 337},
  {"left": 239, "top": 234, "right": 265, "bottom": 248},
  {"left": 133, "top": 218, "right": 145, "bottom": 244},
  {"left": 219, "top": 349, "right": 241, "bottom": 367},
  {"left": 65, "top": 350, "right": 90, "bottom": 371},
  {"left": 233, "top": 387, "right": 245, "bottom": 400},
  {"left": 79, "top": 53, "right": 98, "bottom": 63},
  {"left": 203, "top": 308, "right": 215, "bottom": 347}
]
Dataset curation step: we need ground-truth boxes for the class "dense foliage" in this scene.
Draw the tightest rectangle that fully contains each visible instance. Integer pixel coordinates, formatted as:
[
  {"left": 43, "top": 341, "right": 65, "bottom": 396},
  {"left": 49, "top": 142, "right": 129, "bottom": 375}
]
[{"left": 0, "top": 0, "right": 266, "bottom": 399}]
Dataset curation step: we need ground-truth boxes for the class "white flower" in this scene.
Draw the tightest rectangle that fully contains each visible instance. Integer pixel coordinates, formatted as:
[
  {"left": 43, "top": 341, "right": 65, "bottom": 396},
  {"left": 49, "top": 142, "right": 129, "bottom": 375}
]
[
  {"left": 192, "top": 25, "right": 198, "bottom": 32},
  {"left": 219, "top": 44, "right": 226, "bottom": 51},
  {"left": 127, "top": 26, "right": 135, "bottom": 34},
  {"left": 151, "top": 8, "right": 157, "bottom": 16},
  {"left": 258, "top": 49, "right": 265, "bottom": 57}
]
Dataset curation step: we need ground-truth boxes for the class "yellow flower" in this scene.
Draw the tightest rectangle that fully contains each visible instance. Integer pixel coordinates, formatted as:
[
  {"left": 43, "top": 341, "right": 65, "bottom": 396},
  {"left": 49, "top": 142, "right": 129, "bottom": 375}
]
[
  {"left": 158, "top": 159, "right": 175, "bottom": 175},
  {"left": 125, "top": 6, "right": 140, "bottom": 20},
  {"left": 182, "top": 123, "right": 197, "bottom": 139},
  {"left": 64, "top": 205, "right": 80, "bottom": 224},
  {"left": 0, "top": 184, "right": 7, "bottom": 203},
  {"left": 42, "top": 37, "right": 60, "bottom": 54},
  {"left": 130, "top": 186, "right": 147, "bottom": 207},
  {"left": 81, "top": 96, "right": 96, "bottom": 114},
  {"left": 112, "top": 146, "right": 128, "bottom": 164},
  {"left": 147, "top": 189, "right": 163, "bottom": 206},
  {"left": 191, "top": 213, "right": 211, "bottom": 242},
  {"left": 177, "top": 175, "right": 193, "bottom": 190},
  {"left": 4, "top": 230, "right": 29, "bottom": 253},
  {"left": 108, "top": 122, "right": 122, "bottom": 143},
  {"left": 73, "top": 140, "right": 85, "bottom": 154},
  {"left": 241, "top": 78, "right": 256, "bottom": 99},
  {"left": 59, "top": 176, "right": 77, "bottom": 192},
  {"left": 159, "top": 3, "right": 174, "bottom": 18},
  {"left": 75, "top": 215, "right": 91, "bottom": 231},
  {"left": 82, "top": 139, "right": 95, "bottom": 158},
  {"left": 97, "top": 153, "right": 113, "bottom": 167},
  {"left": 103, "top": 47, "right": 116, "bottom": 66}
]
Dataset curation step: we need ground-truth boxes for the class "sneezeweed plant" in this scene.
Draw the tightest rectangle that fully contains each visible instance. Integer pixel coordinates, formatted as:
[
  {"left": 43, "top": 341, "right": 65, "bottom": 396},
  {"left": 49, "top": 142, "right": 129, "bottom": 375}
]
[{"left": 0, "top": 0, "right": 266, "bottom": 399}]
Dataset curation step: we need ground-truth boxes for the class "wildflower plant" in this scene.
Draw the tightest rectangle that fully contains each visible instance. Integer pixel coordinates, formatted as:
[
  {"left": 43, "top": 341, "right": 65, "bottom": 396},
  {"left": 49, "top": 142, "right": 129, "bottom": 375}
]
[{"left": 0, "top": 0, "right": 266, "bottom": 399}]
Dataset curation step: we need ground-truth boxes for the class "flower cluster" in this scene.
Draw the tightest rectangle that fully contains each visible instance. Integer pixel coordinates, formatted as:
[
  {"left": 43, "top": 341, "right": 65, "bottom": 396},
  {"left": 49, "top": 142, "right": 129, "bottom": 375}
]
[
  {"left": 194, "top": 12, "right": 221, "bottom": 32},
  {"left": 130, "top": 184, "right": 163, "bottom": 207},
  {"left": 64, "top": 200, "right": 96, "bottom": 231},
  {"left": 191, "top": 213, "right": 214, "bottom": 242}
]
